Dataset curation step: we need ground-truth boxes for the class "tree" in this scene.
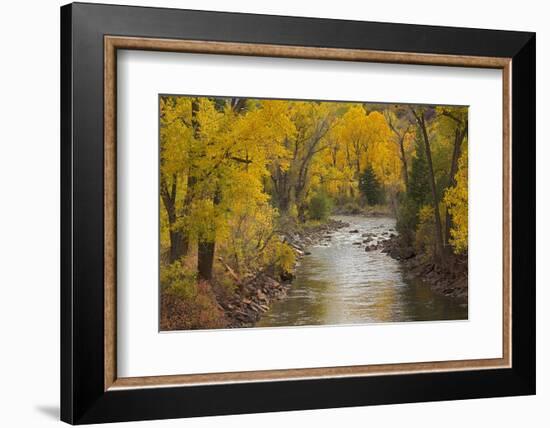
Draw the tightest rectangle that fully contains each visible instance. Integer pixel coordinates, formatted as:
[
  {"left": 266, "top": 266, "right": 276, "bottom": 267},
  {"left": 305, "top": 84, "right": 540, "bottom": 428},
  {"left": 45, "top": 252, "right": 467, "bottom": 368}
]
[
  {"left": 268, "top": 101, "right": 336, "bottom": 219},
  {"left": 359, "top": 166, "right": 383, "bottom": 205},
  {"left": 410, "top": 107, "right": 445, "bottom": 262},
  {"left": 436, "top": 107, "right": 468, "bottom": 251},
  {"left": 159, "top": 96, "right": 194, "bottom": 262},
  {"left": 195, "top": 97, "right": 251, "bottom": 281},
  {"left": 385, "top": 107, "right": 413, "bottom": 189},
  {"left": 407, "top": 129, "right": 431, "bottom": 206}
]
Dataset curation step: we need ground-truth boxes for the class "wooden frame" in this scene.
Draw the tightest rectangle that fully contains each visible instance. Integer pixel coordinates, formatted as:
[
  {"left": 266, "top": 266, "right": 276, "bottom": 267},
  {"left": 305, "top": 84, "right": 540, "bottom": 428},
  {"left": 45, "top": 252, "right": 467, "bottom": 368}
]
[
  {"left": 104, "top": 35, "right": 513, "bottom": 390},
  {"left": 62, "top": 2, "right": 535, "bottom": 424}
]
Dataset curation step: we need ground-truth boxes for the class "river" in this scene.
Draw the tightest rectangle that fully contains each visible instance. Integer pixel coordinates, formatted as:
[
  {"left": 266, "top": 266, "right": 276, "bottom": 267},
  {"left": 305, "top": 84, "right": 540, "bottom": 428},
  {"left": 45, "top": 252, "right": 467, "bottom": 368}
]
[{"left": 257, "top": 215, "right": 468, "bottom": 327}]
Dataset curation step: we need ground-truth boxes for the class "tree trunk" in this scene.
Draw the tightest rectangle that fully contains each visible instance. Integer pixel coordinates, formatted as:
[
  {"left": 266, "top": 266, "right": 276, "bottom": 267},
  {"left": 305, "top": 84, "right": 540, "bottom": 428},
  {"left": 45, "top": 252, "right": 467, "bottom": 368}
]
[
  {"left": 271, "top": 166, "right": 291, "bottom": 213},
  {"left": 169, "top": 230, "right": 188, "bottom": 263},
  {"left": 196, "top": 97, "right": 249, "bottom": 281},
  {"left": 399, "top": 136, "right": 409, "bottom": 190},
  {"left": 161, "top": 176, "right": 189, "bottom": 263},
  {"left": 414, "top": 109, "right": 445, "bottom": 263},
  {"left": 197, "top": 189, "right": 221, "bottom": 282},
  {"left": 297, "top": 203, "right": 307, "bottom": 222},
  {"left": 197, "top": 241, "right": 215, "bottom": 281}
]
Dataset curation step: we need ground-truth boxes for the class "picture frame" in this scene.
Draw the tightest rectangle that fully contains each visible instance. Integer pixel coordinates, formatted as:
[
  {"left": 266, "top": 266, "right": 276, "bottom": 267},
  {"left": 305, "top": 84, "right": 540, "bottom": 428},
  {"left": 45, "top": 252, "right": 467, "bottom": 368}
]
[{"left": 60, "top": 2, "right": 535, "bottom": 424}]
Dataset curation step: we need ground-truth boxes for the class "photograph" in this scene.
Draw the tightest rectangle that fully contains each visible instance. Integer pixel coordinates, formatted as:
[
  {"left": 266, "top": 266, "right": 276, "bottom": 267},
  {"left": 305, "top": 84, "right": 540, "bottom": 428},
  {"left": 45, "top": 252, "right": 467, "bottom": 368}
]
[{"left": 159, "top": 95, "right": 469, "bottom": 331}]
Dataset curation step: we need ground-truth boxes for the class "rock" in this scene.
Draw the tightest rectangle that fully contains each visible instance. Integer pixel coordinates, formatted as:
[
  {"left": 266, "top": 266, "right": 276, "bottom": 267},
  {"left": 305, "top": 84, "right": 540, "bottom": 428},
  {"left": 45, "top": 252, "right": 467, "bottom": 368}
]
[
  {"left": 304, "top": 251, "right": 312, "bottom": 255},
  {"left": 257, "top": 289, "right": 268, "bottom": 302},
  {"left": 401, "top": 249, "right": 415, "bottom": 260},
  {"left": 352, "top": 241, "right": 362, "bottom": 245},
  {"left": 279, "top": 270, "right": 292, "bottom": 282},
  {"left": 288, "top": 241, "right": 304, "bottom": 252},
  {"left": 264, "top": 276, "right": 280, "bottom": 288},
  {"left": 349, "top": 229, "right": 359, "bottom": 233}
]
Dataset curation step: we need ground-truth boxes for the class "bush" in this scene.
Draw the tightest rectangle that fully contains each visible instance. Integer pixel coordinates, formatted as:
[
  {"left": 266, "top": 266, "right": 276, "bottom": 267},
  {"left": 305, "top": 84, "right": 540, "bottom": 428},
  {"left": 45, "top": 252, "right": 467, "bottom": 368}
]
[
  {"left": 160, "top": 260, "right": 197, "bottom": 299},
  {"left": 160, "top": 261, "right": 226, "bottom": 330},
  {"left": 160, "top": 281, "right": 226, "bottom": 330},
  {"left": 308, "top": 192, "right": 333, "bottom": 221},
  {"left": 258, "top": 238, "right": 297, "bottom": 279},
  {"left": 415, "top": 205, "right": 435, "bottom": 257},
  {"left": 340, "top": 201, "right": 363, "bottom": 215}
]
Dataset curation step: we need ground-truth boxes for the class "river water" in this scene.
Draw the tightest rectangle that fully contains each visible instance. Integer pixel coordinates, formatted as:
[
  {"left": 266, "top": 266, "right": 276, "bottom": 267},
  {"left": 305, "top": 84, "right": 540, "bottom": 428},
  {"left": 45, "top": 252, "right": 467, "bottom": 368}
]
[{"left": 257, "top": 215, "right": 467, "bottom": 327}]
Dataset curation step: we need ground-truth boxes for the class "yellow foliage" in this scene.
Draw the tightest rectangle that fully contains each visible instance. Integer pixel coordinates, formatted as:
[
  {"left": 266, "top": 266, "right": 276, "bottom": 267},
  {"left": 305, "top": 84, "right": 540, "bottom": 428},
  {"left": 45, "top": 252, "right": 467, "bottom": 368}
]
[
  {"left": 444, "top": 148, "right": 468, "bottom": 254},
  {"left": 159, "top": 95, "right": 467, "bottom": 285},
  {"left": 329, "top": 107, "right": 401, "bottom": 194},
  {"left": 415, "top": 205, "right": 435, "bottom": 256}
]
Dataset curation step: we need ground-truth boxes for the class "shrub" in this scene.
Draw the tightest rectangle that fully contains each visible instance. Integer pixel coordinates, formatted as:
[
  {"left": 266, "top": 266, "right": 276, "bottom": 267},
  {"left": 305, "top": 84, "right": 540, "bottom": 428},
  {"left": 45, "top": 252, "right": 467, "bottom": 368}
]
[
  {"left": 160, "top": 280, "right": 226, "bottom": 330},
  {"left": 160, "top": 261, "right": 226, "bottom": 330},
  {"left": 415, "top": 205, "right": 435, "bottom": 257},
  {"left": 308, "top": 192, "right": 333, "bottom": 221},
  {"left": 160, "top": 260, "right": 197, "bottom": 299},
  {"left": 258, "top": 238, "right": 296, "bottom": 279},
  {"left": 340, "top": 201, "right": 363, "bottom": 215}
]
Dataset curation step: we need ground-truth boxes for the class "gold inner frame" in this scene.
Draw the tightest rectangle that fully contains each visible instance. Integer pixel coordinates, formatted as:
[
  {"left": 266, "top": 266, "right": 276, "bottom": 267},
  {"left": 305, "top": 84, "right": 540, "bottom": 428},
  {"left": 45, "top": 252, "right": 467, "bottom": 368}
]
[{"left": 104, "top": 35, "right": 512, "bottom": 391}]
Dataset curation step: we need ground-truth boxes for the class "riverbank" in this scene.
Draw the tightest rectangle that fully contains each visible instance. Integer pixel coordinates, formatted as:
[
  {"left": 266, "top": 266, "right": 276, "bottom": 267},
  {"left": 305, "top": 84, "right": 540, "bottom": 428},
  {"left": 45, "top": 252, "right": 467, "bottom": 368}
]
[
  {"left": 378, "top": 236, "right": 468, "bottom": 300},
  {"left": 223, "top": 218, "right": 350, "bottom": 328},
  {"left": 160, "top": 214, "right": 466, "bottom": 331}
]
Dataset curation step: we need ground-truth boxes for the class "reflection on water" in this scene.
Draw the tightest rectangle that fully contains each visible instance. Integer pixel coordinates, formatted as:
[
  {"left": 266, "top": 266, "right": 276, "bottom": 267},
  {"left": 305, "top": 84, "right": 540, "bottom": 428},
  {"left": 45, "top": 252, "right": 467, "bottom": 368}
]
[{"left": 257, "top": 215, "right": 468, "bottom": 327}]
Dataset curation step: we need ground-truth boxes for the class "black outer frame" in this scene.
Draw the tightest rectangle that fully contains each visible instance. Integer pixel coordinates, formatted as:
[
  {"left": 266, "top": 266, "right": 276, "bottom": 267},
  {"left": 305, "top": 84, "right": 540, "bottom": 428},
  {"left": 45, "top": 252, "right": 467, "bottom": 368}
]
[{"left": 60, "top": 2, "right": 535, "bottom": 424}]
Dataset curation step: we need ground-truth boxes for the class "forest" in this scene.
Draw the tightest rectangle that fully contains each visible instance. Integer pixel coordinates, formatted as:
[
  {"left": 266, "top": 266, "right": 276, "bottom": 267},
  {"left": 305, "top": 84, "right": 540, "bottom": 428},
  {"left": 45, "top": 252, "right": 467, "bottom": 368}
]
[{"left": 159, "top": 95, "right": 468, "bottom": 330}]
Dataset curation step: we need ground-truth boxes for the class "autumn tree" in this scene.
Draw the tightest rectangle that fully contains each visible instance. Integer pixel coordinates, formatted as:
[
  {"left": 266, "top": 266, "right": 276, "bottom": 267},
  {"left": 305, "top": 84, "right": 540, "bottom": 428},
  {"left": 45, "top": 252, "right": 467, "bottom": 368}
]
[
  {"left": 410, "top": 106, "right": 445, "bottom": 262},
  {"left": 268, "top": 101, "right": 336, "bottom": 219},
  {"left": 436, "top": 107, "right": 468, "bottom": 251},
  {"left": 385, "top": 106, "right": 413, "bottom": 189},
  {"left": 159, "top": 96, "right": 194, "bottom": 262}
]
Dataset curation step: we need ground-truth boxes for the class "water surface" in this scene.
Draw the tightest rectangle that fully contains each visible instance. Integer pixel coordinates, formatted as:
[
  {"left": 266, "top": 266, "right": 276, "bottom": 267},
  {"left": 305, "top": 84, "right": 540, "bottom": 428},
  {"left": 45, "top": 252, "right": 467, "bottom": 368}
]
[{"left": 257, "top": 215, "right": 468, "bottom": 327}]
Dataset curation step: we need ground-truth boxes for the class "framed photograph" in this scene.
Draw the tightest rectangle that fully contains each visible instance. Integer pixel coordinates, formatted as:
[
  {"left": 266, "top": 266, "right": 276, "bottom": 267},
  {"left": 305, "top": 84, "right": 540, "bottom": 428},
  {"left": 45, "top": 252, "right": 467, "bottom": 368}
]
[{"left": 61, "top": 2, "right": 535, "bottom": 424}]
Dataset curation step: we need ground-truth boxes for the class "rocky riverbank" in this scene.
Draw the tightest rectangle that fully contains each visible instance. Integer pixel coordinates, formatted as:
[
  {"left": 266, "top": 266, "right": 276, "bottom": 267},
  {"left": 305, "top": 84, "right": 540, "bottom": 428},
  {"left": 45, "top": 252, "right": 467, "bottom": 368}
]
[
  {"left": 193, "top": 216, "right": 466, "bottom": 329},
  {"left": 328, "top": 222, "right": 467, "bottom": 300},
  {"left": 377, "top": 235, "right": 468, "bottom": 300},
  {"left": 223, "top": 218, "right": 350, "bottom": 327}
]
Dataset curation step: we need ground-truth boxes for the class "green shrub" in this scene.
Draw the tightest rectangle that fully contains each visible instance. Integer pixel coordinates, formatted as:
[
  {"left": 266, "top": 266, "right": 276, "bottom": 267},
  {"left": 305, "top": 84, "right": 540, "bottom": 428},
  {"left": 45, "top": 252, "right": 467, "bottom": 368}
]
[
  {"left": 160, "top": 260, "right": 197, "bottom": 299},
  {"left": 308, "top": 192, "right": 333, "bottom": 221}
]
